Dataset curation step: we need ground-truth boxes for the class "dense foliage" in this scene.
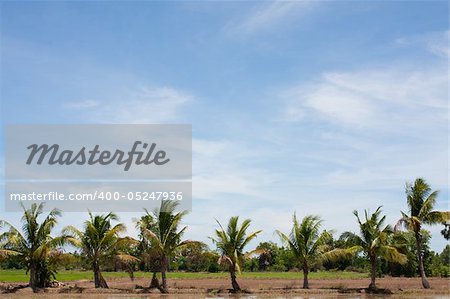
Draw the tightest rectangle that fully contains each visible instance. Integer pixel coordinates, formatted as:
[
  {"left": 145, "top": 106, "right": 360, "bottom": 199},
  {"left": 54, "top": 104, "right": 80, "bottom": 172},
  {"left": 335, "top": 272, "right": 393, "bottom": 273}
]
[{"left": 2, "top": 235, "right": 448, "bottom": 278}]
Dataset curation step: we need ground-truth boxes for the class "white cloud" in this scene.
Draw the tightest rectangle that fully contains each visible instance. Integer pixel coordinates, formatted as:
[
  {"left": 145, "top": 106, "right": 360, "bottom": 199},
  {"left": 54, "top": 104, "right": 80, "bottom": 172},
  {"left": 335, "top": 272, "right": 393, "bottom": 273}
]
[
  {"left": 63, "top": 100, "right": 99, "bottom": 109},
  {"left": 282, "top": 66, "right": 448, "bottom": 130},
  {"left": 396, "top": 30, "right": 450, "bottom": 58},
  {"left": 283, "top": 31, "right": 448, "bottom": 129},
  {"left": 192, "top": 139, "right": 276, "bottom": 200},
  {"left": 224, "top": 0, "right": 317, "bottom": 36},
  {"left": 64, "top": 86, "right": 192, "bottom": 124}
]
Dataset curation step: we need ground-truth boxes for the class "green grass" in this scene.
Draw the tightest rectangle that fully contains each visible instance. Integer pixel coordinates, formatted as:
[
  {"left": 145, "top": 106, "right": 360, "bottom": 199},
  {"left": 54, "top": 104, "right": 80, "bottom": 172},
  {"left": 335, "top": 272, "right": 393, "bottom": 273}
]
[{"left": 0, "top": 269, "right": 367, "bottom": 283}]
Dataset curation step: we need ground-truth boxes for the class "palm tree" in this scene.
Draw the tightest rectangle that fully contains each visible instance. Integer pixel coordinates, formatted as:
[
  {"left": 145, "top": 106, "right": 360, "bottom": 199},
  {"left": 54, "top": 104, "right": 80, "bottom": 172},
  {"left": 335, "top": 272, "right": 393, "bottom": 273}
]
[
  {"left": 63, "top": 212, "right": 137, "bottom": 288},
  {"left": 396, "top": 178, "right": 450, "bottom": 289},
  {"left": 276, "top": 214, "right": 333, "bottom": 289},
  {"left": 211, "top": 216, "right": 262, "bottom": 292},
  {"left": 327, "top": 207, "right": 407, "bottom": 290},
  {"left": 135, "top": 209, "right": 162, "bottom": 289},
  {"left": 137, "top": 201, "right": 191, "bottom": 293},
  {"left": 0, "top": 203, "right": 67, "bottom": 291}
]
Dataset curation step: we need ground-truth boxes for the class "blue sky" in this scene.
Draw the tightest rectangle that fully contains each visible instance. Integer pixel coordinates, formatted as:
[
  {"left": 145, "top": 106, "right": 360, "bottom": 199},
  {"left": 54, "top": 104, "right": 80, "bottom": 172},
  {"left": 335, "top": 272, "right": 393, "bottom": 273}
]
[{"left": 0, "top": 1, "right": 449, "bottom": 251}]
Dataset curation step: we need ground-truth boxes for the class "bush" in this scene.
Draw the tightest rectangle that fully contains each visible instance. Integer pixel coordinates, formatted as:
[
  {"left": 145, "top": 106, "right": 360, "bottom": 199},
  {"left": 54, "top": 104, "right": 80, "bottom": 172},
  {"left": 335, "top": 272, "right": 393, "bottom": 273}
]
[
  {"left": 207, "top": 262, "right": 220, "bottom": 273},
  {"left": 431, "top": 264, "right": 449, "bottom": 277},
  {"left": 268, "top": 262, "right": 287, "bottom": 272}
]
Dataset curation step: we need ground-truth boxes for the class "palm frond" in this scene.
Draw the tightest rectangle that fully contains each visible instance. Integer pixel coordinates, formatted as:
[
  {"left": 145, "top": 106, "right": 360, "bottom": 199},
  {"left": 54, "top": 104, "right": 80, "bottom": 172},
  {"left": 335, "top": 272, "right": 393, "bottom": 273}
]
[
  {"left": 321, "top": 246, "right": 362, "bottom": 263},
  {"left": 0, "top": 249, "right": 21, "bottom": 260},
  {"left": 379, "top": 245, "right": 408, "bottom": 264},
  {"left": 423, "top": 211, "right": 450, "bottom": 225}
]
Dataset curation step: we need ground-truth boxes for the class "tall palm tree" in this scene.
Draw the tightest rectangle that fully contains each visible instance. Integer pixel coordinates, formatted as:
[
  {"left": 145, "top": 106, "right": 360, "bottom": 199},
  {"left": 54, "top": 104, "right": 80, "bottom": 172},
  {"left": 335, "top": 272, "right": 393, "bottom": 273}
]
[
  {"left": 327, "top": 207, "right": 407, "bottom": 290},
  {"left": 138, "top": 201, "right": 191, "bottom": 293},
  {"left": 276, "top": 214, "right": 332, "bottom": 289},
  {"left": 211, "top": 216, "right": 262, "bottom": 292},
  {"left": 396, "top": 178, "right": 450, "bottom": 289},
  {"left": 63, "top": 212, "right": 137, "bottom": 288},
  {"left": 0, "top": 203, "right": 67, "bottom": 291}
]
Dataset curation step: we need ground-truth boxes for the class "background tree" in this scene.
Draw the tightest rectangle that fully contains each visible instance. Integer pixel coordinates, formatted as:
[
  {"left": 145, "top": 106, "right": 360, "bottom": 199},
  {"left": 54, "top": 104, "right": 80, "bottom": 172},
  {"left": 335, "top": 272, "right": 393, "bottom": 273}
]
[
  {"left": 440, "top": 222, "right": 450, "bottom": 240},
  {"left": 276, "top": 214, "right": 332, "bottom": 289},
  {"left": 0, "top": 203, "right": 68, "bottom": 291},
  {"left": 63, "top": 212, "right": 137, "bottom": 288},
  {"left": 272, "top": 246, "right": 298, "bottom": 271},
  {"left": 241, "top": 242, "right": 298, "bottom": 272},
  {"left": 433, "top": 245, "right": 450, "bottom": 277},
  {"left": 211, "top": 216, "right": 262, "bottom": 292},
  {"left": 440, "top": 245, "right": 450, "bottom": 265},
  {"left": 138, "top": 201, "right": 191, "bottom": 293},
  {"left": 175, "top": 242, "right": 219, "bottom": 272},
  {"left": 396, "top": 178, "right": 450, "bottom": 288},
  {"left": 256, "top": 241, "right": 278, "bottom": 271}
]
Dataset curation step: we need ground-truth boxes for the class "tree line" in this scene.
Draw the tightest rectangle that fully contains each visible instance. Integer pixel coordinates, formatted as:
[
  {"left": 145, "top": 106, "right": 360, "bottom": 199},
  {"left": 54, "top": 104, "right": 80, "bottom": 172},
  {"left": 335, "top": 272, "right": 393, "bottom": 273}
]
[{"left": 0, "top": 177, "right": 449, "bottom": 293}]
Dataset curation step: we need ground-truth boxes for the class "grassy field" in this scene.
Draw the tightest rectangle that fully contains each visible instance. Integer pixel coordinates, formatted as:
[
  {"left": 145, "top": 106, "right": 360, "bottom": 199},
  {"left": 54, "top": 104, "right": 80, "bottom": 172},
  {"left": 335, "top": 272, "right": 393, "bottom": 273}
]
[{"left": 0, "top": 269, "right": 368, "bottom": 283}]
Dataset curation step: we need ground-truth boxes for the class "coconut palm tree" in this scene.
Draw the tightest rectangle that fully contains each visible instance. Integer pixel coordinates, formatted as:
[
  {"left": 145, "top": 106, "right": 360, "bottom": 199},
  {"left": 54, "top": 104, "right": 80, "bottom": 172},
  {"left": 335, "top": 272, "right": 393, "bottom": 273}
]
[
  {"left": 137, "top": 201, "right": 191, "bottom": 293},
  {"left": 211, "top": 216, "right": 262, "bottom": 292},
  {"left": 276, "top": 214, "right": 333, "bottom": 289},
  {"left": 0, "top": 203, "right": 68, "bottom": 291},
  {"left": 63, "top": 212, "right": 137, "bottom": 288},
  {"left": 396, "top": 178, "right": 450, "bottom": 289},
  {"left": 327, "top": 207, "right": 407, "bottom": 290},
  {"left": 135, "top": 209, "right": 162, "bottom": 289}
]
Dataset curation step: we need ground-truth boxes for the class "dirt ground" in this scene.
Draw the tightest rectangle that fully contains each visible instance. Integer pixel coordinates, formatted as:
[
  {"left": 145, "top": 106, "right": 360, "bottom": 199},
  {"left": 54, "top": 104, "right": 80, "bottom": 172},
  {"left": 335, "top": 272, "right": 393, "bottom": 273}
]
[{"left": 1, "top": 277, "right": 449, "bottom": 298}]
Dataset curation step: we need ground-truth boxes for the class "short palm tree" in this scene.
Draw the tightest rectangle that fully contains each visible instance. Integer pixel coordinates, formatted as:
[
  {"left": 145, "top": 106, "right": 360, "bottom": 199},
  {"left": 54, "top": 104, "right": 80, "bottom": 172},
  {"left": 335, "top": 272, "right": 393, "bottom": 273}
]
[
  {"left": 63, "top": 212, "right": 137, "bottom": 288},
  {"left": 211, "top": 216, "right": 262, "bottom": 292},
  {"left": 138, "top": 201, "right": 191, "bottom": 293},
  {"left": 136, "top": 212, "right": 161, "bottom": 289},
  {"left": 0, "top": 203, "right": 67, "bottom": 291},
  {"left": 327, "top": 207, "right": 407, "bottom": 290},
  {"left": 276, "top": 214, "right": 332, "bottom": 289},
  {"left": 396, "top": 178, "right": 450, "bottom": 289}
]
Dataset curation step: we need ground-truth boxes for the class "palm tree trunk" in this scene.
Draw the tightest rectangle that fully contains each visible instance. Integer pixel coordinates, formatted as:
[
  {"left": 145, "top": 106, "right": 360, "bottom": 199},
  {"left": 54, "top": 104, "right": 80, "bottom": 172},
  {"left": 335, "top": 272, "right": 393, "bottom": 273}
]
[
  {"left": 29, "top": 261, "right": 38, "bottom": 291},
  {"left": 149, "top": 272, "right": 160, "bottom": 289},
  {"left": 160, "top": 256, "right": 169, "bottom": 293},
  {"left": 160, "top": 269, "right": 168, "bottom": 293},
  {"left": 415, "top": 231, "right": 430, "bottom": 289},
  {"left": 302, "top": 263, "right": 309, "bottom": 289},
  {"left": 230, "top": 263, "right": 241, "bottom": 292},
  {"left": 369, "top": 255, "right": 377, "bottom": 290},
  {"left": 93, "top": 261, "right": 108, "bottom": 288}
]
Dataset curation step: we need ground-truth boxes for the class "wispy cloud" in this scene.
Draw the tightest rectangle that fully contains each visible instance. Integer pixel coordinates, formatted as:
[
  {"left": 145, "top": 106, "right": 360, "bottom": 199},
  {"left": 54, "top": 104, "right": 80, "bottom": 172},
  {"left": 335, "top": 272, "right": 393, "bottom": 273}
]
[
  {"left": 64, "top": 86, "right": 192, "bottom": 124},
  {"left": 281, "top": 66, "right": 448, "bottom": 130},
  {"left": 396, "top": 30, "right": 450, "bottom": 58},
  {"left": 63, "top": 100, "right": 100, "bottom": 109},
  {"left": 224, "top": 0, "right": 317, "bottom": 36}
]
